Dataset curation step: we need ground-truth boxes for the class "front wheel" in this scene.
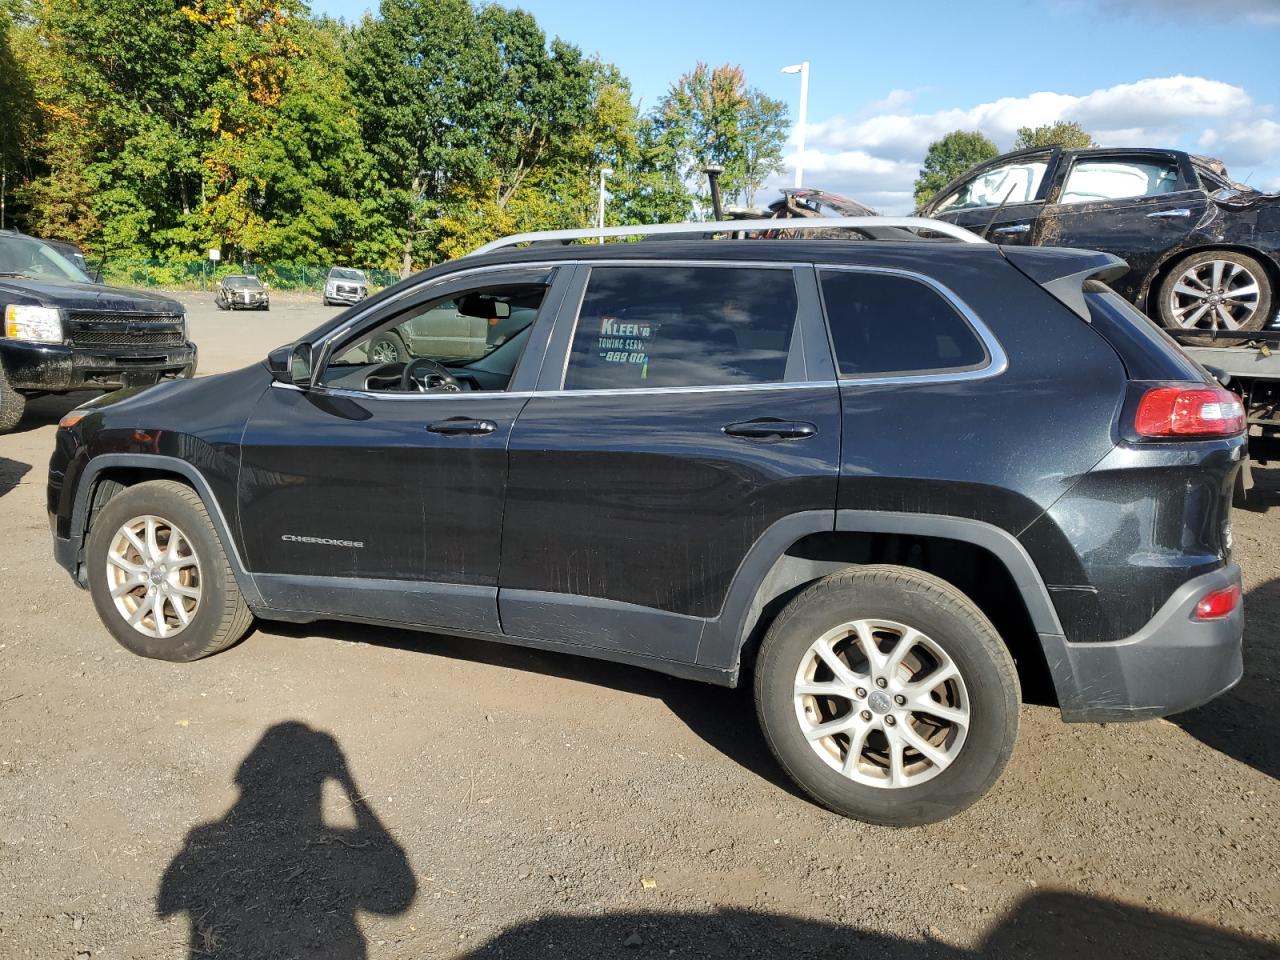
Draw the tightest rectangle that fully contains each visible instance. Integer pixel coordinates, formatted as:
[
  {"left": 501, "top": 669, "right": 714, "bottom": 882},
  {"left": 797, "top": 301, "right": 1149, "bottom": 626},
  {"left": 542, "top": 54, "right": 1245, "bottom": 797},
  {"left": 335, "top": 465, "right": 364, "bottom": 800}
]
[
  {"left": 1157, "top": 250, "right": 1272, "bottom": 344},
  {"left": 0, "top": 364, "right": 27, "bottom": 433},
  {"left": 86, "top": 480, "right": 253, "bottom": 661},
  {"left": 754, "top": 565, "right": 1020, "bottom": 826}
]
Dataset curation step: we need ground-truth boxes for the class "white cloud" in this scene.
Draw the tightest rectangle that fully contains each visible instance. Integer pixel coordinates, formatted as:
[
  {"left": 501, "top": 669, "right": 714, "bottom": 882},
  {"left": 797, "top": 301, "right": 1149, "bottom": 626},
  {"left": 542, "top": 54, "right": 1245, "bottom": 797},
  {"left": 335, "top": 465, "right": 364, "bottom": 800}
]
[
  {"left": 788, "top": 75, "right": 1279, "bottom": 213},
  {"left": 1198, "top": 118, "right": 1280, "bottom": 170}
]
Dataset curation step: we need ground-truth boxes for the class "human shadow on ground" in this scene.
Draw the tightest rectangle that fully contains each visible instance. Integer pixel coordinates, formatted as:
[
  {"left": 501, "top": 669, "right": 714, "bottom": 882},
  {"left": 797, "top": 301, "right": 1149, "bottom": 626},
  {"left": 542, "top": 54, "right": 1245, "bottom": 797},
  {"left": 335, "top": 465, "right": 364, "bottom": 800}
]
[
  {"left": 456, "top": 897, "right": 1277, "bottom": 960},
  {"left": 1175, "top": 575, "right": 1279, "bottom": 780},
  {"left": 0, "top": 456, "right": 30, "bottom": 498},
  {"left": 156, "top": 721, "right": 416, "bottom": 960},
  {"left": 263, "top": 618, "right": 806, "bottom": 801}
]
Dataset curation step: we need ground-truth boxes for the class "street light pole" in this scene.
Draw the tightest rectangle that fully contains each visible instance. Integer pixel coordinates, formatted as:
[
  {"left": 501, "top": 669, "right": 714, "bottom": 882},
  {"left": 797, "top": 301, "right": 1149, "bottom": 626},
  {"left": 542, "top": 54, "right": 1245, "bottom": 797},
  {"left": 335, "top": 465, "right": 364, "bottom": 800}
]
[
  {"left": 781, "top": 62, "right": 809, "bottom": 188},
  {"left": 597, "top": 167, "right": 613, "bottom": 243}
]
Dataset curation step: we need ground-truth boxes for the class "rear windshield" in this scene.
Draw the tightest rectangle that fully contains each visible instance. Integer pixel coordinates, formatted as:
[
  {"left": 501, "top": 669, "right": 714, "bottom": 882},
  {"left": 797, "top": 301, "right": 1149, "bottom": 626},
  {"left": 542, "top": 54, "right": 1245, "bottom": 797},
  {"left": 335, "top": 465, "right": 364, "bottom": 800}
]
[{"left": 1084, "top": 286, "right": 1209, "bottom": 382}]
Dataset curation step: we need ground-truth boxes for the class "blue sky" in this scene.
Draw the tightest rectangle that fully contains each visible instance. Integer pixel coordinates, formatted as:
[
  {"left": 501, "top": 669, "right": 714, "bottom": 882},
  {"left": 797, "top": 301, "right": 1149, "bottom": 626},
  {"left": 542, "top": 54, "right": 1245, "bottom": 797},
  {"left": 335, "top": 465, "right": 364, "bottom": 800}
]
[{"left": 313, "top": 0, "right": 1280, "bottom": 212}]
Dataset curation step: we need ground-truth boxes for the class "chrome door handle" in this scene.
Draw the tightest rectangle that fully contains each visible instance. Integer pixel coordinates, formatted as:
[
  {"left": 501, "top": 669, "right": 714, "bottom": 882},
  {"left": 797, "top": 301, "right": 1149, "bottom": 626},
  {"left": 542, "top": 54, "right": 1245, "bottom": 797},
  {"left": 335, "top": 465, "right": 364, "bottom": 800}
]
[
  {"left": 1147, "top": 208, "right": 1191, "bottom": 218},
  {"left": 428, "top": 417, "right": 497, "bottom": 436},
  {"left": 992, "top": 223, "right": 1030, "bottom": 234}
]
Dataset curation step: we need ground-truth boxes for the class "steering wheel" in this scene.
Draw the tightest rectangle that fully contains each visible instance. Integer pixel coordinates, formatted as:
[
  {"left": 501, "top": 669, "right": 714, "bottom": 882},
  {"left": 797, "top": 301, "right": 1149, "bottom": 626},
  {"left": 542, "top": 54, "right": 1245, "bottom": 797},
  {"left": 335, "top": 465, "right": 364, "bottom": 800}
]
[
  {"left": 402, "top": 357, "right": 462, "bottom": 393},
  {"left": 363, "top": 362, "right": 405, "bottom": 392}
]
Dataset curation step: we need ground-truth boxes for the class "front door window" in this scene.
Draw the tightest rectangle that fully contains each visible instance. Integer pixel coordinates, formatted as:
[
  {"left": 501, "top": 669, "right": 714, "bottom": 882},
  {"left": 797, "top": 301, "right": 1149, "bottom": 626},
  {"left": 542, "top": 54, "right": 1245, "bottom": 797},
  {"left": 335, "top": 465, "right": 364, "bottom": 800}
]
[
  {"left": 320, "top": 282, "right": 548, "bottom": 394},
  {"left": 934, "top": 158, "right": 1050, "bottom": 213}
]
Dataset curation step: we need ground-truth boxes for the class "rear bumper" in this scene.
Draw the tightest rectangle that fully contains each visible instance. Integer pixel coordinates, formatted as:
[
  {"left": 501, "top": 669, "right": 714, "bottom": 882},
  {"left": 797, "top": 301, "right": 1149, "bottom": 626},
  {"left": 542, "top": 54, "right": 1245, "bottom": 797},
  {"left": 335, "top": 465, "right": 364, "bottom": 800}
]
[
  {"left": 1043, "top": 564, "right": 1243, "bottom": 722},
  {"left": 0, "top": 340, "right": 197, "bottom": 391}
]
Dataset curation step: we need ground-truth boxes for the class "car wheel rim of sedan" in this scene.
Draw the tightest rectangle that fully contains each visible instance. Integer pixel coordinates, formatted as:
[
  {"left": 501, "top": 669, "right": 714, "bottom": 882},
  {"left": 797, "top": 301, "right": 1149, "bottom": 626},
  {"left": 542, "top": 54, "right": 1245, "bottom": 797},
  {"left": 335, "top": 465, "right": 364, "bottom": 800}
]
[
  {"left": 1169, "top": 259, "right": 1261, "bottom": 331},
  {"left": 371, "top": 341, "right": 398, "bottom": 363},
  {"left": 106, "top": 515, "right": 202, "bottom": 640},
  {"left": 793, "top": 619, "right": 970, "bottom": 789}
]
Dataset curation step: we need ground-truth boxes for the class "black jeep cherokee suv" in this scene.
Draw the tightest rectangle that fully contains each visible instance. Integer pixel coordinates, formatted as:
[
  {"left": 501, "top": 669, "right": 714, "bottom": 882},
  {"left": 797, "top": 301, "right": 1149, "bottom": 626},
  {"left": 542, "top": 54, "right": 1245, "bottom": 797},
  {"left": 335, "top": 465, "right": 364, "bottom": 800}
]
[
  {"left": 47, "top": 231, "right": 1245, "bottom": 825},
  {"left": 0, "top": 231, "right": 196, "bottom": 432}
]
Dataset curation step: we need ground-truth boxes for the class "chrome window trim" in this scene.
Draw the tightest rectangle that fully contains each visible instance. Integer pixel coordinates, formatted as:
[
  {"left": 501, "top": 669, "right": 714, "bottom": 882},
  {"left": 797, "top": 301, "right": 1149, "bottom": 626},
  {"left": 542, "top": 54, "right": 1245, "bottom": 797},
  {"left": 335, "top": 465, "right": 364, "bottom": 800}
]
[
  {"left": 273, "top": 380, "right": 841, "bottom": 403},
  {"left": 555, "top": 260, "right": 805, "bottom": 393},
  {"left": 297, "top": 258, "right": 1006, "bottom": 401},
  {"left": 319, "top": 260, "right": 566, "bottom": 347},
  {"left": 816, "top": 263, "right": 1008, "bottom": 387}
]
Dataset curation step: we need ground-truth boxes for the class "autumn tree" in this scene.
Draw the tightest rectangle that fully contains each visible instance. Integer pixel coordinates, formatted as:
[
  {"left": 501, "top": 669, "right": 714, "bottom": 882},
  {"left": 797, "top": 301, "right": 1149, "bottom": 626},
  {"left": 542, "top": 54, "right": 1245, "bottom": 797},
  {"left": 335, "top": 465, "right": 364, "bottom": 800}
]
[
  {"left": 913, "top": 130, "right": 999, "bottom": 208},
  {"left": 653, "top": 63, "right": 788, "bottom": 207},
  {"left": 1013, "top": 121, "right": 1095, "bottom": 150}
]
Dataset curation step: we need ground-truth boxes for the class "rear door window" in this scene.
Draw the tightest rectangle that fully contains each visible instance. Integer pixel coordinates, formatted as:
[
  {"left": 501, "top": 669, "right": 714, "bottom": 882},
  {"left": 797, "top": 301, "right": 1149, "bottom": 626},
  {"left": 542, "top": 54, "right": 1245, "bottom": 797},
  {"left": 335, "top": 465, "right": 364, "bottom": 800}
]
[
  {"left": 1060, "top": 159, "right": 1180, "bottom": 204},
  {"left": 819, "top": 270, "right": 989, "bottom": 378},
  {"left": 562, "top": 266, "right": 798, "bottom": 390}
]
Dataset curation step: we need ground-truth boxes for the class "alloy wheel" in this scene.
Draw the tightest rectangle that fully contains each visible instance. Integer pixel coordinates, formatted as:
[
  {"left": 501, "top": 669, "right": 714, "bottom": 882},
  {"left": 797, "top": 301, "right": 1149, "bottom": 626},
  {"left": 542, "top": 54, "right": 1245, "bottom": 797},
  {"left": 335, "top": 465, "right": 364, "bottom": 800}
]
[
  {"left": 370, "top": 340, "right": 400, "bottom": 363},
  {"left": 793, "top": 619, "right": 970, "bottom": 788},
  {"left": 1167, "top": 259, "right": 1261, "bottom": 331},
  {"left": 105, "top": 515, "right": 202, "bottom": 639}
]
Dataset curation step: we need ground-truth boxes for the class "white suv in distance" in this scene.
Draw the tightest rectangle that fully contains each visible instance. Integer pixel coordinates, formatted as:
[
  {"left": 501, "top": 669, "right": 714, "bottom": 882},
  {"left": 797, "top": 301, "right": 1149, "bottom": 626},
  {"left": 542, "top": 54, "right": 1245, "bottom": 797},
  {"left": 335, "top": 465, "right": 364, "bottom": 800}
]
[{"left": 323, "top": 267, "right": 369, "bottom": 307}]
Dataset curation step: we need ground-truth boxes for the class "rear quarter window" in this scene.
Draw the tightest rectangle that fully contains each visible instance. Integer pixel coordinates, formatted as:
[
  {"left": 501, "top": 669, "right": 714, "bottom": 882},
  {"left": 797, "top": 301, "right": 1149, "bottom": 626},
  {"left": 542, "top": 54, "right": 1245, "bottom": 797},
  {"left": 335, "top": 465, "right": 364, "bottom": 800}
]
[
  {"left": 1084, "top": 286, "right": 1209, "bottom": 382},
  {"left": 819, "top": 269, "right": 989, "bottom": 378}
]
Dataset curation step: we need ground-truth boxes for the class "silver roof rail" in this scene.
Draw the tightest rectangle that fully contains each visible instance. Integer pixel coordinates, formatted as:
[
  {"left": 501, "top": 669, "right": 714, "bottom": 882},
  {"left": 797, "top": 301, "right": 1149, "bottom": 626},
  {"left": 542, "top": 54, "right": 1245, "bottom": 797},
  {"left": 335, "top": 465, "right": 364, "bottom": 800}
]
[{"left": 468, "top": 216, "right": 987, "bottom": 257}]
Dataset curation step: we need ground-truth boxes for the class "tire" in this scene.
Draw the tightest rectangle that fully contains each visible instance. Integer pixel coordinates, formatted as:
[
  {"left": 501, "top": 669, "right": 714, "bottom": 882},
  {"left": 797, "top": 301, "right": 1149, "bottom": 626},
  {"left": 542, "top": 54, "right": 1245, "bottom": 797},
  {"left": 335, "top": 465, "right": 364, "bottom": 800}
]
[
  {"left": 1156, "top": 249, "right": 1272, "bottom": 345},
  {"left": 0, "top": 364, "right": 27, "bottom": 433},
  {"left": 368, "top": 332, "right": 405, "bottom": 364},
  {"left": 86, "top": 479, "right": 253, "bottom": 662},
  {"left": 754, "top": 565, "right": 1020, "bottom": 826}
]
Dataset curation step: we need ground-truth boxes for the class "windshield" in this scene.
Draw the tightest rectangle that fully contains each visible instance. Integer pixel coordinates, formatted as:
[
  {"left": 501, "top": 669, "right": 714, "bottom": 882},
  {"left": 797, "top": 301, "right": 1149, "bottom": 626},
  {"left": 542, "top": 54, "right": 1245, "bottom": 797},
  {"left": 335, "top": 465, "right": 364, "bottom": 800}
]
[
  {"left": 329, "top": 268, "right": 365, "bottom": 281},
  {"left": 226, "top": 276, "right": 263, "bottom": 289},
  {"left": 0, "top": 235, "right": 92, "bottom": 284}
]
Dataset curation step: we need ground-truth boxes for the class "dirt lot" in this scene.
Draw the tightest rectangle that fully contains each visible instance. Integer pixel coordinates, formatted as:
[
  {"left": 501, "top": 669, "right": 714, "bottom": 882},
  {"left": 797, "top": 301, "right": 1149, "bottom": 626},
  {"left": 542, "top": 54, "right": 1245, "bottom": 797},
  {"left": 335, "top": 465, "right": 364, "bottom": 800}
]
[{"left": 1, "top": 292, "right": 1277, "bottom": 959}]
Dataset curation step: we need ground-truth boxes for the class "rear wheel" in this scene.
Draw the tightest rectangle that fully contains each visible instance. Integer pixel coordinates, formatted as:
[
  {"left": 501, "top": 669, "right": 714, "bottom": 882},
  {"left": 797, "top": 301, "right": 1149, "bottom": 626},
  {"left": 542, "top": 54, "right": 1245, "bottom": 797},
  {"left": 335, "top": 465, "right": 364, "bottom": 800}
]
[
  {"left": 754, "top": 565, "right": 1020, "bottom": 826},
  {"left": 0, "top": 364, "right": 27, "bottom": 433},
  {"left": 1157, "top": 250, "right": 1271, "bottom": 344},
  {"left": 86, "top": 480, "right": 253, "bottom": 661}
]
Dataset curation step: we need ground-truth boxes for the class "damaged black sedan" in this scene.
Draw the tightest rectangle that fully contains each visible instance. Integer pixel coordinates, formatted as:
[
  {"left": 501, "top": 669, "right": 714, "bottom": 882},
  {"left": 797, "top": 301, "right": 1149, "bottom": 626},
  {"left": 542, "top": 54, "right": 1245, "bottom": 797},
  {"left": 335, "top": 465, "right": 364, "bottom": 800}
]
[{"left": 919, "top": 147, "right": 1280, "bottom": 335}]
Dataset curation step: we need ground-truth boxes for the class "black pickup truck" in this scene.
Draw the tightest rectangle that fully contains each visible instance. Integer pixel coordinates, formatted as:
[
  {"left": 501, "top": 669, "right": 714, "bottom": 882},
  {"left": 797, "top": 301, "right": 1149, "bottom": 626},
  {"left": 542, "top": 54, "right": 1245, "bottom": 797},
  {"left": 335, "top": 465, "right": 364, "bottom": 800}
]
[{"left": 0, "top": 231, "right": 196, "bottom": 432}]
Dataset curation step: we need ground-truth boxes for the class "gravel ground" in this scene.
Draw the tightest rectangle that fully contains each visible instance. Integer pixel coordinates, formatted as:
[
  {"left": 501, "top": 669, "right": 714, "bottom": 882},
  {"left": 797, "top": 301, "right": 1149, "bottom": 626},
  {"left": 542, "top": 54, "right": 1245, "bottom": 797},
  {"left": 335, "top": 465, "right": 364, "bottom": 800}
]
[{"left": 0, "top": 293, "right": 1277, "bottom": 959}]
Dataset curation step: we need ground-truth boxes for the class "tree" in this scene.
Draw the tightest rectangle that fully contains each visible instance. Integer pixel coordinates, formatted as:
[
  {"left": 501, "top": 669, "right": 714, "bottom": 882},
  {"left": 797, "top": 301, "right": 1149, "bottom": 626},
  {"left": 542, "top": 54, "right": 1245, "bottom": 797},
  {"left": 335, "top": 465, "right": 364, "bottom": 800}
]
[
  {"left": 346, "top": 0, "right": 491, "bottom": 275},
  {"left": 913, "top": 130, "right": 999, "bottom": 208},
  {"left": 653, "top": 63, "right": 788, "bottom": 208},
  {"left": 0, "top": 0, "right": 38, "bottom": 226},
  {"left": 1013, "top": 121, "right": 1095, "bottom": 151}
]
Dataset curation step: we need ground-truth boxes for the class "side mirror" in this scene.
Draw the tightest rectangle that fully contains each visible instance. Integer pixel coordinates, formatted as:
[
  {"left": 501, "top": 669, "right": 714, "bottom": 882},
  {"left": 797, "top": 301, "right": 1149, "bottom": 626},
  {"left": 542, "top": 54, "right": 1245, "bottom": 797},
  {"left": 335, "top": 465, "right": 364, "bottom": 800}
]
[{"left": 289, "top": 342, "right": 315, "bottom": 389}]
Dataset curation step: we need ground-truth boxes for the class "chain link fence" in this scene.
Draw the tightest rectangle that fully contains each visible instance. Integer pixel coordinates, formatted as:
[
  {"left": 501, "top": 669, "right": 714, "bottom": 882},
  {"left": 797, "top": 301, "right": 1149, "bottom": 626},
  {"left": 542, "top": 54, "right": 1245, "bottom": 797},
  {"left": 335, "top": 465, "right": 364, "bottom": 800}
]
[{"left": 99, "top": 260, "right": 400, "bottom": 292}]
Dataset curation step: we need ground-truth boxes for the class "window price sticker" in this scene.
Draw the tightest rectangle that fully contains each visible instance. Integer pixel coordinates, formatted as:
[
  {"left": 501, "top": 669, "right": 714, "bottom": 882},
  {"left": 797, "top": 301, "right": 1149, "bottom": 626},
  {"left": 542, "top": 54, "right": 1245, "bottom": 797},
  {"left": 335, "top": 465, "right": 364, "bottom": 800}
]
[{"left": 597, "top": 316, "right": 651, "bottom": 375}]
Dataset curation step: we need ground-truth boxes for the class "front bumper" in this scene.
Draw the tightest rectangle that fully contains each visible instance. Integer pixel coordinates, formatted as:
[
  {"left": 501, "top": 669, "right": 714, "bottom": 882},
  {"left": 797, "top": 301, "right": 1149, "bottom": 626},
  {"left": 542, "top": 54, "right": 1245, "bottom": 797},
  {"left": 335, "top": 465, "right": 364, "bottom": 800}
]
[
  {"left": 1043, "top": 564, "right": 1244, "bottom": 722},
  {"left": 326, "top": 290, "right": 366, "bottom": 304},
  {"left": 1, "top": 340, "right": 197, "bottom": 391}
]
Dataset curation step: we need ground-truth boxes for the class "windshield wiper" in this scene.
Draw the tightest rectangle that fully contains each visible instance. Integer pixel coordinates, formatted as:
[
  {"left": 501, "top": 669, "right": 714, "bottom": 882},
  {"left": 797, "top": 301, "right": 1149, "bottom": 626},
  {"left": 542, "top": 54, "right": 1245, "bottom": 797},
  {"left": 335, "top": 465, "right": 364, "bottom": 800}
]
[{"left": 0, "top": 271, "right": 35, "bottom": 278}]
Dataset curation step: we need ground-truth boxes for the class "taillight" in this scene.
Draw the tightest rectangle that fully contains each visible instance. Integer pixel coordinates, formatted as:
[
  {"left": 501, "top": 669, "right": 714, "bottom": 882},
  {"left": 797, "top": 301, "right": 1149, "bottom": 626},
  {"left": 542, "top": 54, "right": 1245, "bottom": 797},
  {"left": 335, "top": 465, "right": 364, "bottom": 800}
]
[
  {"left": 1193, "top": 583, "right": 1240, "bottom": 621},
  {"left": 1134, "top": 386, "right": 1245, "bottom": 438}
]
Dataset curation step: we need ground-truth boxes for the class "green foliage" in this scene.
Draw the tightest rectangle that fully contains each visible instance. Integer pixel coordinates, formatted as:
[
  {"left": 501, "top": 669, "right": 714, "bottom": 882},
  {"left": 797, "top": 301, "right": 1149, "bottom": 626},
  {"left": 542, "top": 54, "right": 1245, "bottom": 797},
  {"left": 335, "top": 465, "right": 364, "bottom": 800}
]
[
  {"left": 0, "top": 0, "right": 38, "bottom": 219},
  {"left": 6, "top": 0, "right": 781, "bottom": 277},
  {"left": 1013, "top": 121, "right": 1095, "bottom": 151},
  {"left": 913, "top": 130, "right": 1000, "bottom": 208},
  {"left": 652, "top": 63, "right": 788, "bottom": 207}
]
